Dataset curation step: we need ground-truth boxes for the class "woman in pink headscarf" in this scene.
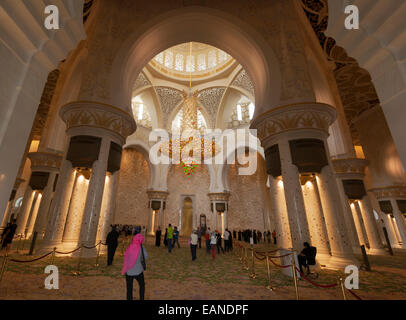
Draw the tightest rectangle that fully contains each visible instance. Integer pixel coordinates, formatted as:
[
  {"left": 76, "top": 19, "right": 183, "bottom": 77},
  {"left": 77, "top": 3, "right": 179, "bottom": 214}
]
[{"left": 122, "top": 228, "right": 147, "bottom": 300}]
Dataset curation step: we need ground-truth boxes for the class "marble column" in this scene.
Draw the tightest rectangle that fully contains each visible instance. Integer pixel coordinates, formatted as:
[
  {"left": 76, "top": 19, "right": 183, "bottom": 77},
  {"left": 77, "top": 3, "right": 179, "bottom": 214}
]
[
  {"left": 61, "top": 172, "right": 89, "bottom": 251},
  {"left": 301, "top": 178, "right": 331, "bottom": 263},
  {"left": 371, "top": 186, "right": 406, "bottom": 249},
  {"left": 317, "top": 166, "right": 358, "bottom": 267},
  {"left": 391, "top": 199, "right": 406, "bottom": 248},
  {"left": 25, "top": 192, "right": 42, "bottom": 238},
  {"left": 382, "top": 213, "right": 397, "bottom": 247},
  {"left": 358, "top": 197, "right": 387, "bottom": 254},
  {"left": 208, "top": 192, "right": 230, "bottom": 235},
  {"left": 33, "top": 172, "right": 58, "bottom": 238},
  {"left": 336, "top": 179, "right": 361, "bottom": 252},
  {"left": 27, "top": 151, "right": 62, "bottom": 239},
  {"left": 97, "top": 172, "right": 119, "bottom": 244},
  {"left": 350, "top": 201, "right": 369, "bottom": 247},
  {"left": 252, "top": 102, "right": 358, "bottom": 268},
  {"left": 278, "top": 138, "right": 311, "bottom": 251},
  {"left": 60, "top": 102, "right": 135, "bottom": 257},
  {"left": 332, "top": 158, "right": 382, "bottom": 254},
  {"left": 77, "top": 137, "right": 110, "bottom": 255},
  {"left": 15, "top": 186, "right": 35, "bottom": 236},
  {"left": 268, "top": 176, "right": 291, "bottom": 248},
  {"left": 40, "top": 159, "right": 76, "bottom": 251},
  {"left": 146, "top": 190, "right": 169, "bottom": 235}
]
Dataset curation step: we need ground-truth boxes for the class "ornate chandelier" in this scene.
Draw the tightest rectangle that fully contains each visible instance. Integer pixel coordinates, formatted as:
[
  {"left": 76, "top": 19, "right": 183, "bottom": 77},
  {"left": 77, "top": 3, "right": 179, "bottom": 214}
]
[
  {"left": 159, "top": 89, "right": 220, "bottom": 178},
  {"left": 158, "top": 42, "right": 221, "bottom": 178}
]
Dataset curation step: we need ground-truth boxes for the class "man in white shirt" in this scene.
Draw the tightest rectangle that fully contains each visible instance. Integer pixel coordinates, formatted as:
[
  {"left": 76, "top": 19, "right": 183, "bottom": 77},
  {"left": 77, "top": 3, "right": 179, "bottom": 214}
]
[
  {"left": 224, "top": 229, "right": 230, "bottom": 252},
  {"left": 190, "top": 230, "right": 198, "bottom": 261}
]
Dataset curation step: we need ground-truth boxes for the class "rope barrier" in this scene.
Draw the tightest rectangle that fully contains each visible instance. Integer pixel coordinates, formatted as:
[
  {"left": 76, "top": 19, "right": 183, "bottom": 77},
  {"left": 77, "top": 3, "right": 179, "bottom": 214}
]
[
  {"left": 294, "top": 267, "right": 338, "bottom": 289},
  {"left": 347, "top": 288, "right": 363, "bottom": 300},
  {"left": 253, "top": 251, "right": 267, "bottom": 261},
  {"left": 83, "top": 244, "right": 98, "bottom": 249},
  {"left": 9, "top": 251, "right": 52, "bottom": 263},
  {"left": 55, "top": 246, "right": 82, "bottom": 255},
  {"left": 267, "top": 256, "right": 292, "bottom": 269}
]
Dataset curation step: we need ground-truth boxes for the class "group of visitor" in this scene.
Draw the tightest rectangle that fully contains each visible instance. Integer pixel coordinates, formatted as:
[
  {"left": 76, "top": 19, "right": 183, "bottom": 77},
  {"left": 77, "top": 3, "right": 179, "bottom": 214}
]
[
  {"left": 114, "top": 223, "right": 282, "bottom": 301},
  {"left": 118, "top": 225, "right": 146, "bottom": 237},
  {"left": 237, "top": 229, "right": 277, "bottom": 245}
]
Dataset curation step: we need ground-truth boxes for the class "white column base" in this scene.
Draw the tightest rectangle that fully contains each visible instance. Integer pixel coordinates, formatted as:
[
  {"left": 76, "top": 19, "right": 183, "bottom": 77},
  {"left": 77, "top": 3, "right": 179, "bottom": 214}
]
[
  {"left": 316, "top": 253, "right": 332, "bottom": 267},
  {"left": 325, "top": 255, "right": 360, "bottom": 270},
  {"left": 36, "top": 240, "right": 62, "bottom": 255},
  {"left": 367, "top": 247, "right": 389, "bottom": 255}
]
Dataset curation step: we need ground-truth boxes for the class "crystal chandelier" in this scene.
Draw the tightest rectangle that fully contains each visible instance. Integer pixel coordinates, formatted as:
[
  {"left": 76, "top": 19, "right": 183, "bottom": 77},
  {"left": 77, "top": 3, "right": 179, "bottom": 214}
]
[{"left": 159, "top": 43, "right": 221, "bottom": 177}]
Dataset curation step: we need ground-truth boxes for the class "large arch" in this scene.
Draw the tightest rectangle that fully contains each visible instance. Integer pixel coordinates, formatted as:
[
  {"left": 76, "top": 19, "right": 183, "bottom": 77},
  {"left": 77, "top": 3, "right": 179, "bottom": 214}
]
[
  {"left": 110, "top": 6, "right": 281, "bottom": 118},
  {"left": 0, "top": 0, "right": 86, "bottom": 222}
]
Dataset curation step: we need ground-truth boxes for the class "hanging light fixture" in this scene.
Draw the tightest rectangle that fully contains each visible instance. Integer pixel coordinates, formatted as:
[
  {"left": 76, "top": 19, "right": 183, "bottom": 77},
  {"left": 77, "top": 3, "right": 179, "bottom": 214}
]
[{"left": 159, "top": 42, "right": 221, "bottom": 178}]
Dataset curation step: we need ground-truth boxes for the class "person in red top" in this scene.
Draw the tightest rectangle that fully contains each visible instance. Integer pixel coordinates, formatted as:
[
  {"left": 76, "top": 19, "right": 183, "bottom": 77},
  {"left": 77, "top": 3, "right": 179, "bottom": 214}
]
[
  {"left": 272, "top": 230, "right": 277, "bottom": 245},
  {"left": 205, "top": 227, "right": 211, "bottom": 254}
]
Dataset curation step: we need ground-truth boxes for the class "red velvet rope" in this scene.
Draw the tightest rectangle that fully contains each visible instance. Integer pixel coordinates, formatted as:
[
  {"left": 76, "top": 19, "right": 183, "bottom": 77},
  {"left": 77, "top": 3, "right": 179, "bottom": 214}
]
[
  {"left": 347, "top": 289, "right": 363, "bottom": 300},
  {"left": 295, "top": 267, "right": 338, "bottom": 288},
  {"left": 83, "top": 244, "right": 98, "bottom": 249},
  {"left": 268, "top": 257, "right": 292, "bottom": 269},
  {"left": 267, "top": 253, "right": 293, "bottom": 259},
  {"left": 55, "top": 246, "right": 81, "bottom": 255},
  {"left": 253, "top": 251, "right": 267, "bottom": 261},
  {"left": 9, "top": 251, "right": 52, "bottom": 263}
]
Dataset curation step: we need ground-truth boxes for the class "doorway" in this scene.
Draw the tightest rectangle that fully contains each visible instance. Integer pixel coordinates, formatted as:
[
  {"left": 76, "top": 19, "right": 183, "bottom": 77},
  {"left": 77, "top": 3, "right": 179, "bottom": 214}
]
[{"left": 181, "top": 197, "right": 193, "bottom": 236}]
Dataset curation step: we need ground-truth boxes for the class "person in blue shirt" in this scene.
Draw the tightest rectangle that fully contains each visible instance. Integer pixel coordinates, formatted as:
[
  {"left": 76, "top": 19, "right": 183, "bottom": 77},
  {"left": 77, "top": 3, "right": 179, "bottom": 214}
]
[{"left": 173, "top": 226, "right": 180, "bottom": 248}]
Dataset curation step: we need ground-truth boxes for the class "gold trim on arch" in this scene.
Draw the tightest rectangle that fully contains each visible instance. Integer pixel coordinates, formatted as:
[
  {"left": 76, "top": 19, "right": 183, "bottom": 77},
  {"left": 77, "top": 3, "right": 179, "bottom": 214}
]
[
  {"left": 251, "top": 102, "right": 335, "bottom": 125},
  {"left": 60, "top": 101, "right": 133, "bottom": 119}
]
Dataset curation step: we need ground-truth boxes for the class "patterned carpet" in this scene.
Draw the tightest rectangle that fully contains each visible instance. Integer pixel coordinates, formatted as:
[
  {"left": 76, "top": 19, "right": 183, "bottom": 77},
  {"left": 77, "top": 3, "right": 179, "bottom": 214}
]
[{"left": 0, "top": 237, "right": 405, "bottom": 300}]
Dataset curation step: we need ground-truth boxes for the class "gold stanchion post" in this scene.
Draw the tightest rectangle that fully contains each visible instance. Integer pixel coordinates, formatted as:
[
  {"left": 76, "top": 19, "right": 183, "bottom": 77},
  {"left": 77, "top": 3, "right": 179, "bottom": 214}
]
[
  {"left": 72, "top": 244, "right": 82, "bottom": 276},
  {"left": 291, "top": 253, "right": 299, "bottom": 300},
  {"left": 121, "top": 237, "right": 126, "bottom": 256},
  {"left": 339, "top": 277, "right": 347, "bottom": 300},
  {"left": 243, "top": 247, "right": 249, "bottom": 271},
  {"left": 20, "top": 235, "right": 26, "bottom": 252},
  {"left": 16, "top": 235, "right": 22, "bottom": 253},
  {"left": 265, "top": 253, "right": 274, "bottom": 291},
  {"left": 51, "top": 247, "right": 56, "bottom": 265},
  {"left": 249, "top": 248, "right": 256, "bottom": 279},
  {"left": 94, "top": 241, "right": 101, "bottom": 267},
  {"left": 0, "top": 249, "right": 9, "bottom": 284}
]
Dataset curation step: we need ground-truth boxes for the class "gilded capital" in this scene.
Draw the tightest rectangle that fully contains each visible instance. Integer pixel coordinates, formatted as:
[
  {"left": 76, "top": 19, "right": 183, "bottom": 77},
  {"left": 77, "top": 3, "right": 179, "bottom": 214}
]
[
  {"left": 370, "top": 186, "right": 406, "bottom": 200},
  {"left": 60, "top": 101, "right": 137, "bottom": 142},
  {"left": 28, "top": 151, "right": 63, "bottom": 172},
  {"left": 332, "top": 158, "right": 369, "bottom": 179},
  {"left": 250, "top": 102, "right": 336, "bottom": 144},
  {"left": 147, "top": 189, "right": 169, "bottom": 200},
  {"left": 208, "top": 192, "right": 230, "bottom": 202}
]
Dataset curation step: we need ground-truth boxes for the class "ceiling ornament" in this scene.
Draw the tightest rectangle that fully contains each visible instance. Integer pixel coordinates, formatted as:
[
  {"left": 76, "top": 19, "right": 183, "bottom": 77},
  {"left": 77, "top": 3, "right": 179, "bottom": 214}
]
[
  {"left": 159, "top": 42, "right": 221, "bottom": 178},
  {"left": 32, "top": 69, "right": 60, "bottom": 140},
  {"left": 159, "top": 90, "right": 221, "bottom": 178},
  {"left": 133, "top": 72, "right": 151, "bottom": 92},
  {"left": 155, "top": 87, "right": 183, "bottom": 127},
  {"left": 231, "top": 69, "right": 254, "bottom": 97},
  {"left": 197, "top": 87, "right": 226, "bottom": 126}
]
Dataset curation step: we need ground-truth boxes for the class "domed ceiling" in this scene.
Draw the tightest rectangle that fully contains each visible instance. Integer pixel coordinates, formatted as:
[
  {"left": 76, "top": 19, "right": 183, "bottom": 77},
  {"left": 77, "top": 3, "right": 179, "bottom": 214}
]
[{"left": 149, "top": 42, "right": 235, "bottom": 81}]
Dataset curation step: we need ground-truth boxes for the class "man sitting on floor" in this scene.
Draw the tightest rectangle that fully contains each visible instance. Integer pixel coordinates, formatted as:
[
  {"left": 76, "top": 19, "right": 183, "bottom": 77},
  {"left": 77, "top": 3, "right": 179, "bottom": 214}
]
[{"left": 298, "top": 242, "right": 317, "bottom": 275}]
